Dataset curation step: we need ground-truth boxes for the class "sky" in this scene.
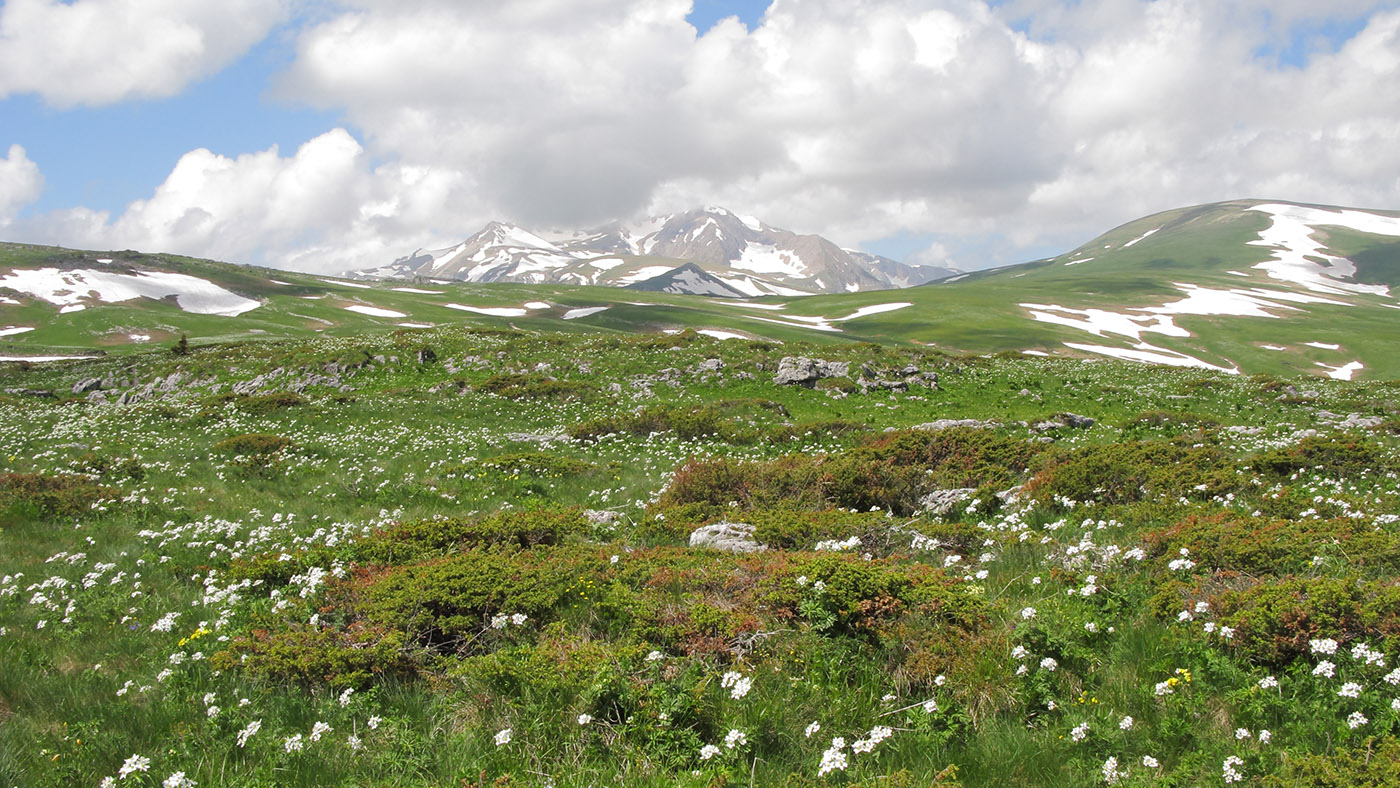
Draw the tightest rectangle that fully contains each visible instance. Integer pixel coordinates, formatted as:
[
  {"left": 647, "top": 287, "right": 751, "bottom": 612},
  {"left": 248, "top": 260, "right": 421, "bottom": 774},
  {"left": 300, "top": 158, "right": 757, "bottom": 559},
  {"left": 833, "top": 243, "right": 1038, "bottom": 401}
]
[{"left": 1, "top": 0, "right": 1398, "bottom": 275}]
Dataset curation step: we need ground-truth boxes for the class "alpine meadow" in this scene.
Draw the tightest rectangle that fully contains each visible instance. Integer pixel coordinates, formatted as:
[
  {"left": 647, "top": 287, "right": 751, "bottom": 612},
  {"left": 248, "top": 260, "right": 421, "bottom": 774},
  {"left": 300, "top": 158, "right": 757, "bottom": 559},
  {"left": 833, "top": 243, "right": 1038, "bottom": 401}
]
[{"left": 4, "top": 1, "right": 1400, "bottom": 787}]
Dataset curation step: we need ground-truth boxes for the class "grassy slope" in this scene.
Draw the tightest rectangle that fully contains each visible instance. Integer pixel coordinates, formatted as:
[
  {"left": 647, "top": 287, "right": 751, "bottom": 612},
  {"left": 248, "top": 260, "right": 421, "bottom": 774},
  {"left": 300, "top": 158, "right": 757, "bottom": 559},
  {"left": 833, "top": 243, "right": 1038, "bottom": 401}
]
[
  {"left": 3, "top": 198, "right": 1399, "bottom": 379},
  {"left": 0, "top": 329, "right": 1398, "bottom": 786}
]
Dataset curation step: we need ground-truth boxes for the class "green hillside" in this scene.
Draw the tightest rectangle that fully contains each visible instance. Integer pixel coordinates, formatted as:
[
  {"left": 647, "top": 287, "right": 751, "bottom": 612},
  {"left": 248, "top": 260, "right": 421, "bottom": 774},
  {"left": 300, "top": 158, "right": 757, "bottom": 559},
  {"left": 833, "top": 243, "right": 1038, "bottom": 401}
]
[
  {"left": 2, "top": 199, "right": 1399, "bottom": 379},
  {"left": 2, "top": 325, "right": 1399, "bottom": 786}
]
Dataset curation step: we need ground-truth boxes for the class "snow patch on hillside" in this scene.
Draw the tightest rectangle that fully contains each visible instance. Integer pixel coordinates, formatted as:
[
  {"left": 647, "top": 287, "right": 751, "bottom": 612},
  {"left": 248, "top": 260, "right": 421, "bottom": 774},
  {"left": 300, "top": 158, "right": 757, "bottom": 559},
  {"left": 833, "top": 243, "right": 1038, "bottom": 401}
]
[
  {"left": 444, "top": 303, "right": 534, "bottom": 317},
  {"left": 0, "top": 326, "right": 34, "bottom": 337},
  {"left": 718, "top": 301, "right": 788, "bottom": 311},
  {"left": 1024, "top": 284, "right": 1353, "bottom": 345},
  {"left": 1248, "top": 204, "right": 1400, "bottom": 296},
  {"left": 618, "top": 266, "right": 676, "bottom": 285},
  {"left": 1023, "top": 304, "right": 1188, "bottom": 340},
  {"left": 319, "top": 278, "right": 372, "bottom": 289},
  {"left": 562, "top": 307, "right": 609, "bottom": 320},
  {"left": 1065, "top": 341, "right": 1239, "bottom": 374},
  {"left": 344, "top": 304, "right": 407, "bottom": 318},
  {"left": 2, "top": 268, "right": 261, "bottom": 316},
  {"left": 392, "top": 287, "right": 444, "bottom": 294},
  {"left": 735, "top": 244, "right": 809, "bottom": 278},
  {"left": 1122, "top": 228, "right": 1159, "bottom": 248},
  {"left": 1318, "top": 361, "right": 1363, "bottom": 380}
]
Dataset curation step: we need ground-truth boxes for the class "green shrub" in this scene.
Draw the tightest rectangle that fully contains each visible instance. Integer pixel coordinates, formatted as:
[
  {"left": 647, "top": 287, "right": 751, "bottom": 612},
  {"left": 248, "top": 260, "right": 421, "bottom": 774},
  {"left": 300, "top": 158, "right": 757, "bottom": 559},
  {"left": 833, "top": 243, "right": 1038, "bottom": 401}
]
[
  {"left": 658, "top": 427, "right": 1038, "bottom": 516},
  {"left": 211, "top": 433, "right": 294, "bottom": 455},
  {"left": 1026, "top": 440, "right": 1236, "bottom": 506},
  {"left": 356, "top": 545, "right": 608, "bottom": 652},
  {"left": 746, "top": 508, "right": 888, "bottom": 550},
  {"left": 211, "top": 623, "right": 409, "bottom": 688},
  {"left": 1143, "top": 513, "right": 1400, "bottom": 576},
  {"left": 1260, "top": 738, "right": 1400, "bottom": 787},
  {"left": 0, "top": 472, "right": 116, "bottom": 520},
  {"left": 207, "top": 391, "right": 308, "bottom": 415},
  {"left": 1254, "top": 434, "right": 1391, "bottom": 479},
  {"left": 1208, "top": 577, "right": 1400, "bottom": 666},
  {"left": 70, "top": 452, "right": 145, "bottom": 482},
  {"left": 355, "top": 508, "right": 589, "bottom": 564}
]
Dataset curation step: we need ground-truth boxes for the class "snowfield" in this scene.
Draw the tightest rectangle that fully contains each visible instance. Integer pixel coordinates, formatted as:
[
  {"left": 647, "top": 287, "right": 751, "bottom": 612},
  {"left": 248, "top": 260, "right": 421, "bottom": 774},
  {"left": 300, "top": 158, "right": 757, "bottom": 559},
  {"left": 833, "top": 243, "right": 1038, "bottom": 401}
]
[
  {"left": 562, "top": 307, "right": 610, "bottom": 320},
  {"left": 343, "top": 305, "right": 408, "bottom": 319},
  {"left": 1248, "top": 204, "right": 1400, "bottom": 296},
  {"left": 0, "top": 269, "right": 261, "bottom": 316}
]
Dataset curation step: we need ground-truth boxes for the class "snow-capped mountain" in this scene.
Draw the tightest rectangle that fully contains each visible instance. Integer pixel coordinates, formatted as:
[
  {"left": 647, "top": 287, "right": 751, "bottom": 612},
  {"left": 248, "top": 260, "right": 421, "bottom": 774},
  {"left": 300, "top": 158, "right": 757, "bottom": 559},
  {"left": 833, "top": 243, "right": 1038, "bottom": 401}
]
[{"left": 356, "top": 208, "right": 957, "bottom": 296}]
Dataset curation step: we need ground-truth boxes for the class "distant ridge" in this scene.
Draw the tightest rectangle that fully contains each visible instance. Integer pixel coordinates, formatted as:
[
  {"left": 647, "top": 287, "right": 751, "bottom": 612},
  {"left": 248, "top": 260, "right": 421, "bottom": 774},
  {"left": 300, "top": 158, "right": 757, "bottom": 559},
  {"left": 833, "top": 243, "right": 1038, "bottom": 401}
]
[
  {"left": 625, "top": 262, "right": 748, "bottom": 298},
  {"left": 355, "top": 207, "right": 959, "bottom": 296}
]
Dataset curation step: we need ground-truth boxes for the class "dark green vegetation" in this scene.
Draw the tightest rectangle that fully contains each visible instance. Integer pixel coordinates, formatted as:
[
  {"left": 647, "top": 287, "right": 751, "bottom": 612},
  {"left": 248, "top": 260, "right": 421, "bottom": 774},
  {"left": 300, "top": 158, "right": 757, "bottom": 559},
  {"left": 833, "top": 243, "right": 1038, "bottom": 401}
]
[{"left": 1, "top": 326, "right": 1399, "bottom": 786}]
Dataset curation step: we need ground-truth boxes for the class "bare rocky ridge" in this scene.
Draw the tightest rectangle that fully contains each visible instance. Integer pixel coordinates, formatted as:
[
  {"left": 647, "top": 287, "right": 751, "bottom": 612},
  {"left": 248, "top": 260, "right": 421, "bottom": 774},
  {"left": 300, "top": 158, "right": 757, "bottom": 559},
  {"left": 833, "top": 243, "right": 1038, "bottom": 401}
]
[{"left": 356, "top": 207, "right": 958, "bottom": 296}]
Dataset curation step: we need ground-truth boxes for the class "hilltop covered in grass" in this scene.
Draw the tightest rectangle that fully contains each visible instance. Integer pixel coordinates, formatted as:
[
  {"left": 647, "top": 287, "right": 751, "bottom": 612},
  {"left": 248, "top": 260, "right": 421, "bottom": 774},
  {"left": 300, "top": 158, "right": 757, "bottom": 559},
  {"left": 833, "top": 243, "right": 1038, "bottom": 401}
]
[
  {"left": 1, "top": 328, "right": 1400, "bottom": 786},
  {"left": 4, "top": 197, "right": 1400, "bottom": 380}
]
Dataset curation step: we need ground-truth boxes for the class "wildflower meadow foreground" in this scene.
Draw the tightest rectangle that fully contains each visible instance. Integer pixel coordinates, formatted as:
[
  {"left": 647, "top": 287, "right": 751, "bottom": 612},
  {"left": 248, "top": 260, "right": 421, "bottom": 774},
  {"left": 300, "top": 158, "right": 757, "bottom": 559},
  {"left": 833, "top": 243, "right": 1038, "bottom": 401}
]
[{"left": 2, "top": 328, "right": 1399, "bottom": 786}]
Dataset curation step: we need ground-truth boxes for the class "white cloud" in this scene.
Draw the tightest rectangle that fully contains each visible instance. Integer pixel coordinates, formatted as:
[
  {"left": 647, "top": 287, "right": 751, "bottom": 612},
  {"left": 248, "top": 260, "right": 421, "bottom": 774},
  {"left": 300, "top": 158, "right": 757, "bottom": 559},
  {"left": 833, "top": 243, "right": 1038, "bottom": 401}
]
[
  {"left": 14, "top": 129, "right": 484, "bottom": 273},
  {"left": 0, "top": 0, "right": 285, "bottom": 106},
  {"left": 0, "top": 144, "right": 43, "bottom": 224},
  {"left": 13, "top": 0, "right": 1400, "bottom": 274}
]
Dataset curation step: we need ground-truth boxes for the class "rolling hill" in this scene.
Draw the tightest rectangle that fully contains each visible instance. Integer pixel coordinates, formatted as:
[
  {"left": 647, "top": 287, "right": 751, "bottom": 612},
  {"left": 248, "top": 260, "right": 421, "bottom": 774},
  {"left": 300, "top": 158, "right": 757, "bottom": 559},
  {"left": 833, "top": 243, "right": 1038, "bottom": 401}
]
[{"left": 1, "top": 198, "right": 1398, "bottom": 378}]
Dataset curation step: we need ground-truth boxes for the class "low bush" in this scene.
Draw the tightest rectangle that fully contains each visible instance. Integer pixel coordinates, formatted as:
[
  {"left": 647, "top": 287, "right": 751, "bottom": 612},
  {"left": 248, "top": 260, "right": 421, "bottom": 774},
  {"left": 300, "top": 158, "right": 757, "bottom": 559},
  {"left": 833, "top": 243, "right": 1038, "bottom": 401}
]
[
  {"left": 1142, "top": 512, "right": 1400, "bottom": 576},
  {"left": 1204, "top": 577, "right": 1400, "bottom": 667},
  {"left": 1026, "top": 440, "right": 1236, "bottom": 506},
  {"left": 355, "top": 545, "right": 608, "bottom": 653},
  {"left": 211, "top": 433, "right": 294, "bottom": 455},
  {"left": 210, "top": 622, "right": 409, "bottom": 688},
  {"left": 658, "top": 427, "right": 1040, "bottom": 515},
  {"left": 477, "top": 373, "right": 594, "bottom": 401},
  {"left": 1254, "top": 434, "right": 1391, "bottom": 480},
  {"left": 354, "top": 507, "right": 590, "bottom": 564},
  {"left": 0, "top": 472, "right": 116, "bottom": 520}
]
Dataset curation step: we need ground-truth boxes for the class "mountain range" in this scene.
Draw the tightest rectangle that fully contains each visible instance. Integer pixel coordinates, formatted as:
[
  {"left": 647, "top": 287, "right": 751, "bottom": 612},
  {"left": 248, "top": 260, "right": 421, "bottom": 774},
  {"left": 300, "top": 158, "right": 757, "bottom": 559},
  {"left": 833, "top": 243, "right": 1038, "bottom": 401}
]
[
  {"left": 2, "top": 198, "right": 1399, "bottom": 379},
  {"left": 355, "top": 207, "right": 957, "bottom": 296}
]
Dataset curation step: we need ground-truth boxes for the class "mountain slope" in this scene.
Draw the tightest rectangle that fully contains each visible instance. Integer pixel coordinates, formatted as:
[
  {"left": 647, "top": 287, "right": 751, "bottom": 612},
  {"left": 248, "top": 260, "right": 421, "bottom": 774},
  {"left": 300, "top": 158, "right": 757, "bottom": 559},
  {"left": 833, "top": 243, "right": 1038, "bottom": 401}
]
[
  {"left": 625, "top": 262, "right": 748, "bottom": 298},
  {"left": 359, "top": 207, "right": 956, "bottom": 296},
  {"left": 5, "top": 198, "right": 1400, "bottom": 380}
]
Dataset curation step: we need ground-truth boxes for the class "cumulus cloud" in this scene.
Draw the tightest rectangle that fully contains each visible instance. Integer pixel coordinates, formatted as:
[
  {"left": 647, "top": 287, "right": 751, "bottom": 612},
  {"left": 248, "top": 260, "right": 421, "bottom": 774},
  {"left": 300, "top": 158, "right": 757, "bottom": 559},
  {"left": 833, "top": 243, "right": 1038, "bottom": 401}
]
[
  {"left": 262, "top": 0, "right": 1400, "bottom": 269},
  {"left": 0, "top": 0, "right": 285, "bottom": 106},
  {"left": 0, "top": 144, "right": 43, "bottom": 224},
  {"left": 15, "top": 129, "right": 483, "bottom": 273},
  {"left": 13, "top": 0, "right": 1400, "bottom": 272}
]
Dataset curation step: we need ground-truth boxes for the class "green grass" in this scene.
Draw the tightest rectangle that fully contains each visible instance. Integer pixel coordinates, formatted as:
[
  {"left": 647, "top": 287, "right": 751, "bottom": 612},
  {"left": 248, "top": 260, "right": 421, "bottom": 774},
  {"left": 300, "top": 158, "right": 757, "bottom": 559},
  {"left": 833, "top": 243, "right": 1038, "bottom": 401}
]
[
  {"left": 0, "top": 327, "right": 1398, "bottom": 786},
  {"left": 6, "top": 197, "right": 1400, "bottom": 379}
]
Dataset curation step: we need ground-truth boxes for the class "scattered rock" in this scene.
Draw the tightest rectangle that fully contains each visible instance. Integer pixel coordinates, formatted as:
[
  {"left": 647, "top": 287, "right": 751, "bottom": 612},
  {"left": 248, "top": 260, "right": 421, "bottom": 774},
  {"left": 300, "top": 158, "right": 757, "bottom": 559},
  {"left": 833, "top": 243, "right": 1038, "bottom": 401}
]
[
  {"left": 3, "top": 387, "right": 54, "bottom": 398},
  {"left": 584, "top": 510, "right": 622, "bottom": 527},
  {"left": 913, "top": 419, "right": 997, "bottom": 431},
  {"left": 920, "top": 488, "right": 977, "bottom": 515},
  {"left": 775, "top": 357, "right": 819, "bottom": 386},
  {"left": 689, "top": 522, "right": 765, "bottom": 553},
  {"left": 996, "top": 485, "right": 1025, "bottom": 506},
  {"left": 774, "top": 357, "right": 848, "bottom": 387},
  {"left": 1320, "top": 412, "right": 1386, "bottom": 430},
  {"left": 696, "top": 358, "right": 725, "bottom": 374},
  {"left": 505, "top": 431, "right": 568, "bottom": 445},
  {"left": 72, "top": 377, "right": 102, "bottom": 395}
]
